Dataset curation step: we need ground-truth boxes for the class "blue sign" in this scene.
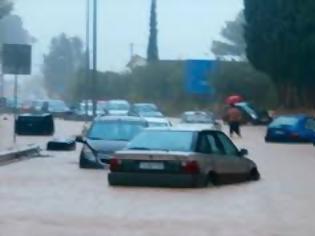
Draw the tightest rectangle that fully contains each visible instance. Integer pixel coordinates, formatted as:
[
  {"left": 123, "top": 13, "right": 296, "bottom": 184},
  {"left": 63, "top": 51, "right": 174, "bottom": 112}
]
[{"left": 185, "top": 60, "right": 216, "bottom": 95}]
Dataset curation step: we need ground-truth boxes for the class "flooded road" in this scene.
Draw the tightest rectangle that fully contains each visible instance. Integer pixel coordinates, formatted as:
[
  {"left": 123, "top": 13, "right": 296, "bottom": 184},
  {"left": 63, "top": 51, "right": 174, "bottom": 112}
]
[{"left": 0, "top": 122, "right": 315, "bottom": 236}]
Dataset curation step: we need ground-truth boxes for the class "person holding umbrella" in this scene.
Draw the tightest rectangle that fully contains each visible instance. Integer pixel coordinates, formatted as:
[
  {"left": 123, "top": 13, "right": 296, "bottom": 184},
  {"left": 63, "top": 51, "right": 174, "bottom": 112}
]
[{"left": 225, "top": 95, "right": 243, "bottom": 138}]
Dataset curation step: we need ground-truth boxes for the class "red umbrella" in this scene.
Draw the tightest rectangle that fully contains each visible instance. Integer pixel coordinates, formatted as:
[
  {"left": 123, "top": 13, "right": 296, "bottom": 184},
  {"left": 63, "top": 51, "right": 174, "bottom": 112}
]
[{"left": 225, "top": 95, "right": 244, "bottom": 105}]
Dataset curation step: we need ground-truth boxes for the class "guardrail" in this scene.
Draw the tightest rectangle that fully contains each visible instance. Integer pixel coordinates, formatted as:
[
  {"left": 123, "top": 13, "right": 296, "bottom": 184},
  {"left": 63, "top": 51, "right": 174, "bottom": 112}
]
[{"left": 0, "top": 145, "right": 41, "bottom": 164}]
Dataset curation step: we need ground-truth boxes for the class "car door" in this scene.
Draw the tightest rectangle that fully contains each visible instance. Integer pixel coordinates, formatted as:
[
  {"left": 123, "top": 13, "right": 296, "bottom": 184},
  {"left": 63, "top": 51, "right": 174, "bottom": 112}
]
[
  {"left": 305, "top": 118, "right": 315, "bottom": 141},
  {"left": 214, "top": 132, "right": 251, "bottom": 179},
  {"left": 195, "top": 132, "right": 224, "bottom": 174}
]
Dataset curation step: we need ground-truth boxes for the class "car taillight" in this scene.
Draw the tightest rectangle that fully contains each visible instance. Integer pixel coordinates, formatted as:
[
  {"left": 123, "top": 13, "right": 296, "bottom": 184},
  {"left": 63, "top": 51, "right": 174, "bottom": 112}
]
[
  {"left": 110, "top": 158, "right": 122, "bottom": 171},
  {"left": 291, "top": 133, "right": 300, "bottom": 138},
  {"left": 183, "top": 161, "right": 200, "bottom": 174}
]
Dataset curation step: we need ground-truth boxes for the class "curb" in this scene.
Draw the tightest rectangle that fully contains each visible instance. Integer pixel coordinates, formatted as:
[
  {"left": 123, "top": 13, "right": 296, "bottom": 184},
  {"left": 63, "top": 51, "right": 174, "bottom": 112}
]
[{"left": 0, "top": 145, "right": 41, "bottom": 164}]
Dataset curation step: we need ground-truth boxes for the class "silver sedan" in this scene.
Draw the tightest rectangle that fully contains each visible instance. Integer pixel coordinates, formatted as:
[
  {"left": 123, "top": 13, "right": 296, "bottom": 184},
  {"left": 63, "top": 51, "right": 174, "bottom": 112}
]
[{"left": 108, "top": 127, "right": 260, "bottom": 188}]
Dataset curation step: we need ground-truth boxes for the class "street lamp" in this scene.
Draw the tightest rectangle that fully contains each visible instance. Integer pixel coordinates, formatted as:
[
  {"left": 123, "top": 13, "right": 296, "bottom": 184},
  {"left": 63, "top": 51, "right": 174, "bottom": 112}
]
[
  {"left": 85, "top": 0, "right": 90, "bottom": 118},
  {"left": 92, "top": 0, "right": 98, "bottom": 117}
]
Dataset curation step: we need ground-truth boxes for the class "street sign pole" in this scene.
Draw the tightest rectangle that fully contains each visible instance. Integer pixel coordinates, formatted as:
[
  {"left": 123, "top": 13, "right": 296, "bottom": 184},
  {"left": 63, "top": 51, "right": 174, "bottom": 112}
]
[
  {"left": 2, "top": 44, "right": 32, "bottom": 145},
  {"left": 13, "top": 74, "right": 18, "bottom": 144}
]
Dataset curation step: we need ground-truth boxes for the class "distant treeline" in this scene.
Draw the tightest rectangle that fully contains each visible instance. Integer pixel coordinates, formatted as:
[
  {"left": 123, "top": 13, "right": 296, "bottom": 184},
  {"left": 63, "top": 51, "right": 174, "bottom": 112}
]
[{"left": 68, "top": 61, "right": 277, "bottom": 115}]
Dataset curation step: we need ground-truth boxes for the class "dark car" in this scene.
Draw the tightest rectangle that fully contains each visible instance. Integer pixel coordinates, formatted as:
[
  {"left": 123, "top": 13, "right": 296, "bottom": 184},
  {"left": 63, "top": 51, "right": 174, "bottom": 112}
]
[
  {"left": 265, "top": 115, "right": 315, "bottom": 143},
  {"left": 15, "top": 113, "right": 55, "bottom": 136},
  {"left": 129, "top": 103, "right": 164, "bottom": 118},
  {"left": 235, "top": 102, "right": 272, "bottom": 125},
  {"left": 76, "top": 116, "right": 148, "bottom": 169}
]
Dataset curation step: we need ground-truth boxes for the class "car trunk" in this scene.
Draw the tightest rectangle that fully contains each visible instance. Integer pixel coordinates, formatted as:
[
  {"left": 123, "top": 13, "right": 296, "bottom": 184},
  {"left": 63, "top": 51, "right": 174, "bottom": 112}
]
[{"left": 113, "top": 151, "right": 194, "bottom": 174}]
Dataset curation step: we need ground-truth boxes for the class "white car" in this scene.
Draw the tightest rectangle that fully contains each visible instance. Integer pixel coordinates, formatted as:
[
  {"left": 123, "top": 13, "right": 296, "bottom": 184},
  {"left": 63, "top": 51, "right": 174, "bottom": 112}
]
[
  {"left": 104, "top": 100, "right": 130, "bottom": 116},
  {"left": 180, "top": 111, "right": 222, "bottom": 130},
  {"left": 144, "top": 117, "right": 172, "bottom": 127}
]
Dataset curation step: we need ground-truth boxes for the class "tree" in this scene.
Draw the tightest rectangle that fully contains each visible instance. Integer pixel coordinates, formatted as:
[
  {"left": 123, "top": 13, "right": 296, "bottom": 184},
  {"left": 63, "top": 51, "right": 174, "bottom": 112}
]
[
  {"left": 147, "top": 0, "right": 159, "bottom": 62},
  {"left": 212, "top": 12, "right": 246, "bottom": 60},
  {"left": 244, "top": 0, "right": 315, "bottom": 108},
  {"left": 0, "top": 14, "right": 35, "bottom": 44},
  {"left": 212, "top": 61, "right": 277, "bottom": 108},
  {"left": 43, "top": 34, "right": 84, "bottom": 100},
  {"left": 0, "top": 0, "right": 12, "bottom": 20}
]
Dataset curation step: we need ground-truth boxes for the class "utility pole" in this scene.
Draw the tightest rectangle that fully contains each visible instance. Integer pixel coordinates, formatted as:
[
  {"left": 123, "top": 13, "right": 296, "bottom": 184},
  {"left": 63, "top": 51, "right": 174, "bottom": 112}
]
[
  {"left": 85, "top": 0, "right": 90, "bottom": 118},
  {"left": 130, "top": 43, "right": 134, "bottom": 60},
  {"left": 92, "top": 0, "right": 98, "bottom": 117}
]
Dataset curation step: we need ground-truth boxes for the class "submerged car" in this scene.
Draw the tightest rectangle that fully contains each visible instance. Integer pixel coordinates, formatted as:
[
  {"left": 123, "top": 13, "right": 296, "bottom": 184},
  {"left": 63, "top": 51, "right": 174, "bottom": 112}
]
[
  {"left": 76, "top": 116, "right": 148, "bottom": 169},
  {"left": 129, "top": 103, "right": 164, "bottom": 118},
  {"left": 235, "top": 102, "right": 272, "bottom": 125},
  {"left": 265, "top": 115, "right": 315, "bottom": 143},
  {"left": 108, "top": 127, "right": 260, "bottom": 188},
  {"left": 15, "top": 113, "right": 55, "bottom": 136},
  {"left": 180, "top": 111, "right": 222, "bottom": 130},
  {"left": 41, "top": 100, "right": 71, "bottom": 117}
]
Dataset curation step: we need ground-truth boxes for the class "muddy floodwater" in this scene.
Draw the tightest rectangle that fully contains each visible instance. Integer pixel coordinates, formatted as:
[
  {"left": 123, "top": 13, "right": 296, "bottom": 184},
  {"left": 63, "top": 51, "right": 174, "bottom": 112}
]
[{"left": 0, "top": 120, "right": 315, "bottom": 236}]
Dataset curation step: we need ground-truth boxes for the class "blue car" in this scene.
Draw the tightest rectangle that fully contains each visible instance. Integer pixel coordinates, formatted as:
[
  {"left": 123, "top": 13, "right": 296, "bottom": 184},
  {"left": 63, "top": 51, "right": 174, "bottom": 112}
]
[{"left": 265, "top": 115, "right": 315, "bottom": 143}]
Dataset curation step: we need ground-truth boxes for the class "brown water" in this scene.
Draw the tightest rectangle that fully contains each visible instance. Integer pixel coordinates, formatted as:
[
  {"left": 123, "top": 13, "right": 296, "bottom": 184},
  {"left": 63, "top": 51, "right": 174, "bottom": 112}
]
[{"left": 0, "top": 122, "right": 315, "bottom": 236}]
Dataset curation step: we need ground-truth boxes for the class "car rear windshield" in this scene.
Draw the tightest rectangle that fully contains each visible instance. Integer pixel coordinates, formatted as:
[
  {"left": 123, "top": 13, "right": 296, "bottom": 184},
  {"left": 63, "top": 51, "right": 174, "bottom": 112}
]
[
  {"left": 135, "top": 104, "right": 157, "bottom": 112},
  {"left": 106, "top": 102, "right": 130, "bottom": 111},
  {"left": 270, "top": 117, "right": 299, "bottom": 128},
  {"left": 127, "top": 130, "right": 194, "bottom": 152},
  {"left": 87, "top": 121, "right": 146, "bottom": 141},
  {"left": 183, "top": 112, "right": 214, "bottom": 124}
]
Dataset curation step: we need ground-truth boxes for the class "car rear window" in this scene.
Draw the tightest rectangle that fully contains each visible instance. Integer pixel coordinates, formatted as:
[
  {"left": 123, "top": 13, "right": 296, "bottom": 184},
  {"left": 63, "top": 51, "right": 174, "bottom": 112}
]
[
  {"left": 128, "top": 130, "right": 194, "bottom": 152},
  {"left": 270, "top": 117, "right": 299, "bottom": 128},
  {"left": 88, "top": 121, "right": 146, "bottom": 141}
]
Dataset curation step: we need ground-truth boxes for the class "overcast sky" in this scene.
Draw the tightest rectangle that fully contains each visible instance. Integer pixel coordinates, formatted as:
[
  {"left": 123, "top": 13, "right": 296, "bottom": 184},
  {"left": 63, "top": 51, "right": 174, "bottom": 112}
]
[{"left": 13, "top": 0, "right": 243, "bottom": 72}]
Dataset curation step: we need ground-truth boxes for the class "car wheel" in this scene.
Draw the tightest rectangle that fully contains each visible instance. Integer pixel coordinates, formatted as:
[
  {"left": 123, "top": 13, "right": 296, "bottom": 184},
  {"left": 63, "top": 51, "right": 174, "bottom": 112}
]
[
  {"left": 79, "top": 158, "right": 88, "bottom": 169},
  {"left": 249, "top": 168, "right": 260, "bottom": 181},
  {"left": 208, "top": 172, "right": 219, "bottom": 186}
]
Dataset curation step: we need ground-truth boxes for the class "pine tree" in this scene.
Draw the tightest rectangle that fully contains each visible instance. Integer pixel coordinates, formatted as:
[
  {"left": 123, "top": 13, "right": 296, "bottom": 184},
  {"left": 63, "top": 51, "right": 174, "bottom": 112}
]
[{"left": 147, "top": 0, "right": 159, "bottom": 62}]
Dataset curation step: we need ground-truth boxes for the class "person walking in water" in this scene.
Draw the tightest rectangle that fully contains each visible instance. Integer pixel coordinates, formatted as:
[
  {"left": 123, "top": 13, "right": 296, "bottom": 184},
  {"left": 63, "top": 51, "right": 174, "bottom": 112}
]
[{"left": 226, "top": 104, "right": 242, "bottom": 138}]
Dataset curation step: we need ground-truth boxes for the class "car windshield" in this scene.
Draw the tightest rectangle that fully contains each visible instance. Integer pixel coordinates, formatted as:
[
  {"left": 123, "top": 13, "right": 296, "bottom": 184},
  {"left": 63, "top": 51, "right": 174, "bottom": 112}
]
[
  {"left": 87, "top": 121, "right": 146, "bottom": 141},
  {"left": 270, "top": 117, "right": 300, "bottom": 128},
  {"left": 128, "top": 130, "right": 194, "bottom": 152},
  {"left": 106, "top": 102, "right": 130, "bottom": 111}
]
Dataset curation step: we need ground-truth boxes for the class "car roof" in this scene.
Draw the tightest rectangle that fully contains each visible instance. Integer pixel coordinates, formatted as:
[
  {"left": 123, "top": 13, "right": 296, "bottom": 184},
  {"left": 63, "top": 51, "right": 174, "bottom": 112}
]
[
  {"left": 274, "top": 114, "right": 309, "bottom": 120},
  {"left": 107, "top": 99, "right": 129, "bottom": 104},
  {"left": 145, "top": 126, "right": 220, "bottom": 132},
  {"left": 134, "top": 103, "right": 156, "bottom": 106},
  {"left": 94, "top": 115, "right": 146, "bottom": 122},
  {"left": 183, "top": 111, "right": 211, "bottom": 115},
  {"left": 144, "top": 117, "right": 169, "bottom": 123}
]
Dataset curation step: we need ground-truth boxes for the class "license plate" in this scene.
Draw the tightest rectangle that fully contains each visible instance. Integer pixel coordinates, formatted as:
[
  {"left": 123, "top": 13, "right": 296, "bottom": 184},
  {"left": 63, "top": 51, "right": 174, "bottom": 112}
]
[
  {"left": 139, "top": 162, "right": 164, "bottom": 170},
  {"left": 275, "top": 130, "right": 285, "bottom": 135}
]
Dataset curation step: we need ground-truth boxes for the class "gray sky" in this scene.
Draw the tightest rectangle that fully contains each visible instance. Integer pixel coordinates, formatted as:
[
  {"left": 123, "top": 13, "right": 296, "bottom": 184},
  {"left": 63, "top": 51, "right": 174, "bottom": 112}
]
[{"left": 13, "top": 0, "right": 243, "bottom": 72}]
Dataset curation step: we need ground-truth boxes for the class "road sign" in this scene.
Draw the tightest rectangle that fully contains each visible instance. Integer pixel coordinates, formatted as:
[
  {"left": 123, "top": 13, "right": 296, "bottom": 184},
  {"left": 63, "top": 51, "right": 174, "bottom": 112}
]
[
  {"left": 185, "top": 60, "right": 216, "bottom": 96},
  {"left": 2, "top": 44, "right": 32, "bottom": 144},
  {"left": 2, "top": 44, "right": 32, "bottom": 75}
]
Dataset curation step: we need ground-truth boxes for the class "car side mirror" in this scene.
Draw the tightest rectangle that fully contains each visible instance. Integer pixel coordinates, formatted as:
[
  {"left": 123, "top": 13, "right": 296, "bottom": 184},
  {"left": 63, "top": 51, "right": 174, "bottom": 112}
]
[
  {"left": 75, "top": 135, "right": 86, "bottom": 143},
  {"left": 239, "top": 148, "right": 249, "bottom": 157}
]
